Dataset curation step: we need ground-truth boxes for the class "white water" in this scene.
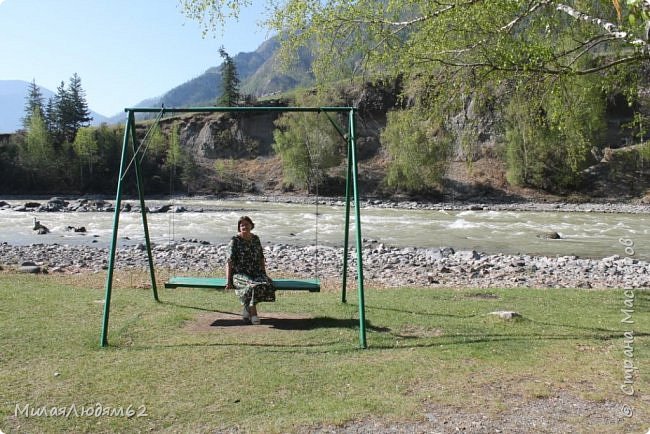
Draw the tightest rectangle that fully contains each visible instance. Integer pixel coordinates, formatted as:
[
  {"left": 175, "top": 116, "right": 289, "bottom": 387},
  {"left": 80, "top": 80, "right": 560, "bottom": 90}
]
[{"left": 1, "top": 199, "right": 649, "bottom": 260}]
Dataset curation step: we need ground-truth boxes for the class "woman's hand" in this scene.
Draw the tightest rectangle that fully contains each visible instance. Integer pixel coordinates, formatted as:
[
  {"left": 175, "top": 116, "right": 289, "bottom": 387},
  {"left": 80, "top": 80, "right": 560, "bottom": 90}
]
[{"left": 225, "top": 261, "right": 233, "bottom": 290}]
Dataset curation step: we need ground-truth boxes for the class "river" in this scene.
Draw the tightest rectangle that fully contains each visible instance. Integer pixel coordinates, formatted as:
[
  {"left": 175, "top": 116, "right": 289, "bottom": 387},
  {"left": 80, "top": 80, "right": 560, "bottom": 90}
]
[{"left": 1, "top": 198, "right": 649, "bottom": 261}]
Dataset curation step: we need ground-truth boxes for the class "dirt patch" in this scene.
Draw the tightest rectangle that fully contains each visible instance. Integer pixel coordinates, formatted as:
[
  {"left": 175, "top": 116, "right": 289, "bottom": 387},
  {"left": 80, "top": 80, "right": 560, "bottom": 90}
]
[
  {"left": 311, "top": 391, "right": 634, "bottom": 433},
  {"left": 185, "top": 311, "right": 316, "bottom": 334},
  {"left": 235, "top": 156, "right": 285, "bottom": 191}
]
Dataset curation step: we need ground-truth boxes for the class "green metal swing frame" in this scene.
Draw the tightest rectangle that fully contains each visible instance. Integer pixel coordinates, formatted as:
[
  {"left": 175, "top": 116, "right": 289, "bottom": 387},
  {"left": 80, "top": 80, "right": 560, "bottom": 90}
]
[{"left": 100, "top": 106, "right": 367, "bottom": 348}]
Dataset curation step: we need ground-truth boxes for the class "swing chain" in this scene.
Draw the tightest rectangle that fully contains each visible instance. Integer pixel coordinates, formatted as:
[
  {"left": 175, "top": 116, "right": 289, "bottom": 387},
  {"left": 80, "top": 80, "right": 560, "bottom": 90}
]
[{"left": 302, "top": 112, "right": 321, "bottom": 279}]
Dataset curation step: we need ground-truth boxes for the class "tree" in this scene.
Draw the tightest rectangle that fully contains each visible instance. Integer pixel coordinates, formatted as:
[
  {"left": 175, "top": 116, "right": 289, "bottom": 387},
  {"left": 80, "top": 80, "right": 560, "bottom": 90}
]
[
  {"left": 20, "top": 110, "right": 56, "bottom": 187},
  {"left": 0, "top": 135, "right": 22, "bottom": 192},
  {"left": 147, "top": 122, "right": 167, "bottom": 157},
  {"left": 180, "top": 1, "right": 650, "bottom": 190},
  {"left": 179, "top": 152, "right": 200, "bottom": 193},
  {"left": 44, "top": 97, "right": 57, "bottom": 133},
  {"left": 161, "top": 122, "right": 201, "bottom": 193},
  {"left": 73, "top": 127, "right": 99, "bottom": 187},
  {"left": 180, "top": 0, "right": 254, "bottom": 37},
  {"left": 382, "top": 106, "right": 453, "bottom": 193},
  {"left": 504, "top": 75, "right": 607, "bottom": 190},
  {"left": 67, "top": 73, "right": 92, "bottom": 136},
  {"left": 217, "top": 46, "right": 241, "bottom": 106},
  {"left": 93, "top": 123, "right": 125, "bottom": 192},
  {"left": 50, "top": 74, "right": 92, "bottom": 144},
  {"left": 22, "top": 79, "right": 45, "bottom": 130},
  {"left": 165, "top": 123, "right": 182, "bottom": 171},
  {"left": 181, "top": 1, "right": 650, "bottom": 80},
  {"left": 272, "top": 92, "right": 343, "bottom": 191},
  {"left": 164, "top": 123, "right": 182, "bottom": 192},
  {"left": 50, "top": 80, "right": 72, "bottom": 144}
]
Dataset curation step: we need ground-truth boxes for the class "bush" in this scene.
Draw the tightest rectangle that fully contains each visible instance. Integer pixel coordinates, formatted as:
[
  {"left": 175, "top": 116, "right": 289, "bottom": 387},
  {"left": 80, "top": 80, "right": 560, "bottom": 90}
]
[
  {"left": 381, "top": 107, "right": 452, "bottom": 193},
  {"left": 272, "top": 92, "right": 344, "bottom": 192},
  {"left": 504, "top": 77, "right": 606, "bottom": 191}
]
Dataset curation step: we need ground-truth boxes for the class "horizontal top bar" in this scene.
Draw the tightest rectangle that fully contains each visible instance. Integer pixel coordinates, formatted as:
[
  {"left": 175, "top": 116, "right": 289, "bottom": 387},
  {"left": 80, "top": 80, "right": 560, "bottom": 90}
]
[{"left": 125, "top": 106, "right": 356, "bottom": 113}]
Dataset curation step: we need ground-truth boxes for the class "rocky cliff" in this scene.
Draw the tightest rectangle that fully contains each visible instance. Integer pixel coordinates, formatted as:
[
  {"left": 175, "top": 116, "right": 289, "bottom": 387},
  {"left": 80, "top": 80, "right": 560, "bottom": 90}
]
[{"left": 144, "top": 81, "right": 650, "bottom": 202}]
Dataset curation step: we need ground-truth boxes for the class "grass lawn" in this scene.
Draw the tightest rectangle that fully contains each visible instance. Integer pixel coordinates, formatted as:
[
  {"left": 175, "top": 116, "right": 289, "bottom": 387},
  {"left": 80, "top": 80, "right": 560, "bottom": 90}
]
[{"left": 1, "top": 272, "right": 648, "bottom": 433}]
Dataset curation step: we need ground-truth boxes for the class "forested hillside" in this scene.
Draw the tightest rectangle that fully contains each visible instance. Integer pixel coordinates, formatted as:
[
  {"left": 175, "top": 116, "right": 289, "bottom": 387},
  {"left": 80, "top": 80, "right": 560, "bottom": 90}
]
[
  {"left": 3, "top": 1, "right": 650, "bottom": 202},
  {"left": 2, "top": 78, "right": 649, "bottom": 201},
  {"left": 120, "top": 37, "right": 314, "bottom": 113}
]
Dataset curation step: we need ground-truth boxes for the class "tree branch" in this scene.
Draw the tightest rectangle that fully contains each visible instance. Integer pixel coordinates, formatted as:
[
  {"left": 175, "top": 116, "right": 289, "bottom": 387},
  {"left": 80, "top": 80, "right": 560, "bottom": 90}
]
[
  {"left": 331, "top": 0, "right": 484, "bottom": 27},
  {"left": 500, "top": 0, "right": 547, "bottom": 33},
  {"left": 415, "top": 51, "right": 647, "bottom": 76},
  {"left": 554, "top": 2, "right": 648, "bottom": 48}
]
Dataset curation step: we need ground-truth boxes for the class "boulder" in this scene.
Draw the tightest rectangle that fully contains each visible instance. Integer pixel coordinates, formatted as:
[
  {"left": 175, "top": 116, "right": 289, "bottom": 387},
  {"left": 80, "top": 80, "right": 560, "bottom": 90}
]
[
  {"left": 149, "top": 204, "right": 172, "bottom": 213},
  {"left": 537, "top": 231, "right": 561, "bottom": 240},
  {"left": 46, "top": 197, "right": 68, "bottom": 211},
  {"left": 440, "top": 246, "right": 455, "bottom": 258},
  {"left": 454, "top": 250, "right": 481, "bottom": 260},
  {"left": 19, "top": 262, "right": 42, "bottom": 274},
  {"left": 488, "top": 310, "right": 521, "bottom": 320},
  {"left": 66, "top": 226, "right": 86, "bottom": 233}
]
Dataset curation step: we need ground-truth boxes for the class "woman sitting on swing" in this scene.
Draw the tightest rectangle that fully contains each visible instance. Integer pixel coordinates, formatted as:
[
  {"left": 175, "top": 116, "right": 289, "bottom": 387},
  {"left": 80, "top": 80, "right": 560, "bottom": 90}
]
[{"left": 225, "top": 216, "right": 276, "bottom": 325}]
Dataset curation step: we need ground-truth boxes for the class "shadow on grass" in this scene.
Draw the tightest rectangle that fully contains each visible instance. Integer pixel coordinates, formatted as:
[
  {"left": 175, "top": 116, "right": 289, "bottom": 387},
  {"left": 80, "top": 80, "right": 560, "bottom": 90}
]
[
  {"left": 209, "top": 315, "right": 391, "bottom": 332},
  {"left": 365, "top": 303, "right": 480, "bottom": 319},
  {"left": 161, "top": 300, "right": 390, "bottom": 332},
  {"left": 160, "top": 300, "right": 226, "bottom": 313},
  {"left": 134, "top": 300, "right": 648, "bottom": 352},
  {"left": 382, "top": 321, "right": 650, "bottom": 349},
  {"left": 364, "top": 303, "right": 645, "bottom": 335},
  {"left": 118, "top": 329, "right": 647, "bottom": 354},
  {"left": 388, "top": 332, "right": 638, "bottom": 347}
]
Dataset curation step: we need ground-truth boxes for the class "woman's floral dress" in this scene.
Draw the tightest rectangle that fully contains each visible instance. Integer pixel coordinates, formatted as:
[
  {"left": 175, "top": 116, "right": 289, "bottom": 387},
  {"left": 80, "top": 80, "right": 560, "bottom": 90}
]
[{"left": 227, "top": 234, "right": 276, "bottom": 306}]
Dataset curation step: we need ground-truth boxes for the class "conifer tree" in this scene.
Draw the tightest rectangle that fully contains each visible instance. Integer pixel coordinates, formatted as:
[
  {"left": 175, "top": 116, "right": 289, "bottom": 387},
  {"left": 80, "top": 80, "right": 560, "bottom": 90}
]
[
  {"left": 50, "top": 74, "right": 92, "bottom": 144},
  {"left": 44, "top": 98, "right": 56, "bottom": 133},
  {"left": 22, "top": 79, "right": 45, "bottom": 130},
  {"left": 68, "top": 73, "right": 92, "bottom": 135},
  {"left": 217, "top": 47, "right": 240, "bottom": 106},
  {"left": 50, "top": 81, "right": 71, "bottom": 144}
]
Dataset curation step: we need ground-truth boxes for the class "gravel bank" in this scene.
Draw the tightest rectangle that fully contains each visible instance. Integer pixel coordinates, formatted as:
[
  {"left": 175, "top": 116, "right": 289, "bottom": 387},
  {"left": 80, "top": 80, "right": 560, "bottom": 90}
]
[
  {"left": 2, "top": 195, "right": 649, "bottom": 288},
  {"left": 217, "top": 193, "right": 650, "bottom": 214},
  {"left": 3, "top": 195, "right": 650, "bottom": 214},
  {"left": 2, "top": 239, "right": 649, "bottom": 289}
]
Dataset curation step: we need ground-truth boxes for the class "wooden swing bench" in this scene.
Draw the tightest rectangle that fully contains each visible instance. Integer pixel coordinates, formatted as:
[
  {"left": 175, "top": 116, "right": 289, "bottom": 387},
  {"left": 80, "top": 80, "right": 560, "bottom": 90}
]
[{"left": 164, "top": 277, "right": 321, "bottom": 292}]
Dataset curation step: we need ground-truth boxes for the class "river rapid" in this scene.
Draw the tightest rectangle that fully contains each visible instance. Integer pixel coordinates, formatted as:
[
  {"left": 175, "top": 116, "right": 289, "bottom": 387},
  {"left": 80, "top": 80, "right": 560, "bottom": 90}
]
[{"left": 1, "top": 197, "right": 649, "bottom": 261}]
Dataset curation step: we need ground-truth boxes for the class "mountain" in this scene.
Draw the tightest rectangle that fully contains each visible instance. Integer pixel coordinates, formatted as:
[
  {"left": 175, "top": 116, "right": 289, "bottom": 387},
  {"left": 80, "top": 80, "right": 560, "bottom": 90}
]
[
  {"left": 1, "top": 38, "right": 314, "bottom": 129},
  {"left": 0, "top": 80, "right": 52, "bottom": 133},
  {"left": 159, "top": 37, "right": 314, "bottom": 105},
  {"left": 107, "top": 37, "right": 314, "bottom": 123},
  {"left": 0, "top": 80, "right": 109, "bottom": 133}
]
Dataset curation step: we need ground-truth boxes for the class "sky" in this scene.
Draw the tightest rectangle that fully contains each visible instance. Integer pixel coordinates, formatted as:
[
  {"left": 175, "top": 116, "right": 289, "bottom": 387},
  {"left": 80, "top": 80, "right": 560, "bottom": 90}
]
[{"left": 0, "top": 0, "right": 271, "bottom": 116}]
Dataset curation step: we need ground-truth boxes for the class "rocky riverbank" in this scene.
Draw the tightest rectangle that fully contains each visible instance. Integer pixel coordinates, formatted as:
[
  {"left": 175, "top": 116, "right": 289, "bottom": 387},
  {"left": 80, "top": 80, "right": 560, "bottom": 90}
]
[
  {"left": 2, "top": 195, "right": 649, "bottom": 289},
  {"left": 2, "top": 194, "right": 650, "bottom": 214},
  {"left": 2, "top": 239, "right": 648, "bottom": 289}
]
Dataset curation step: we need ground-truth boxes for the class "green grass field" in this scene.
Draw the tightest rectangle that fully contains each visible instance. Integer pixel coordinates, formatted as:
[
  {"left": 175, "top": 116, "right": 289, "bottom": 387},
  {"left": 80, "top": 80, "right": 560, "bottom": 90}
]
[{"left": 1, "top": 272, "right": 648, "bottom": 433}]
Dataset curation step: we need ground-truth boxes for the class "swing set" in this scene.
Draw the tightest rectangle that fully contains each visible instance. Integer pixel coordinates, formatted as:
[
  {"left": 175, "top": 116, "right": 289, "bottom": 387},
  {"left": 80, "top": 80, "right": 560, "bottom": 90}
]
[{"left": 100, "top": 106, "right": 368, "bottom": 348}]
